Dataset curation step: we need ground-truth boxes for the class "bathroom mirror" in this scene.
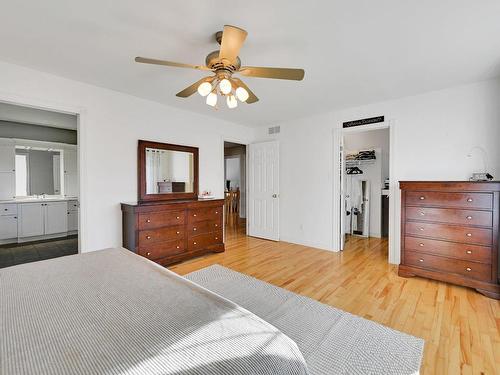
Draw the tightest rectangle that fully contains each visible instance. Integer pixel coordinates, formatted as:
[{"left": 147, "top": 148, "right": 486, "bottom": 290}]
[
  {"left": 15, "top": 147, "right": 62, "bottom": 196},
  {"left": 138, "top": 140, "right": 198, "bottom": 202}
]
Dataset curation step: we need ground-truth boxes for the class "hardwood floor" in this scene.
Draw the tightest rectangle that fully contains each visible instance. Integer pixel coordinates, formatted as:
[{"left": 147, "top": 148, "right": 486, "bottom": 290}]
[{"left": 170, "top": 228, "right": 500, "bottom": 375}]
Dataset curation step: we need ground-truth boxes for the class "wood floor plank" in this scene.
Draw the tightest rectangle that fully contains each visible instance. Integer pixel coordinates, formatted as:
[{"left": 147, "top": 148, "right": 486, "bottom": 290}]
[{"left": 170, "top": 222, "right": 500, "bottom": 374}]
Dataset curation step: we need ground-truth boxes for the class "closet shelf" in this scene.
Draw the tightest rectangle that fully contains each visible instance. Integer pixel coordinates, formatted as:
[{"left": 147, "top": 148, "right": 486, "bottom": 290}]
[{"left": 345, "top": 159, "right": 376, "bottom": 167}]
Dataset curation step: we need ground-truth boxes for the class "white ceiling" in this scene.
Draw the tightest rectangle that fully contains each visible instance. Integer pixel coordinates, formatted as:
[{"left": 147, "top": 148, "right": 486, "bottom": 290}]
[{"left": 1, "top": 1, "right": 499, "bottom": 128}]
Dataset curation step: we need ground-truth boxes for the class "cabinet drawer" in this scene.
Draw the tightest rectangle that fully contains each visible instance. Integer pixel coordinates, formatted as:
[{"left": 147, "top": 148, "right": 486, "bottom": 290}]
[
  {"left": 406, "top": 191, "right": 492, "bottom": 210},
  {"left": 0, "top": 215, "right": 18, "bottom": 239},
  {"left": 138, "top": 239, "right": 185, "bottom": 260},
  {"left": 405, "top": 222, "right": 492, "bottom": 246},
  {"left": 405, "top": 207, "right": 492, "bottom": 227},
  {"left": 68, "top": 200, "right": 79, "bottom": 212},
  {"left": 188, "top": 206, "right": 223, "bottom": 224},
  {"left": 404, "top": 236, "right": 491, "bottom": 264},
  {"left": 138, "top": 210, "right": 185, "bottom": 230},
  {"left": 187, "top": 231, "right": 223, "bottom": 251},
  {"left": 187, "top": 219, "right": 222, "bottom": 237},
  {"left": 138, "top": 226, "right": 184, "bottom": 245},
  {"left": 405, "top": 251, "right": 492, "bottom": 282},
  {"left": 0, "top": 203, "right": 17, "bottom": 216}
]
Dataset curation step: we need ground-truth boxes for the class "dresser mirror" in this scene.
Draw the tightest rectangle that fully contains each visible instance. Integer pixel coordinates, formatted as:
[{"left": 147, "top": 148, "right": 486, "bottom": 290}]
[{"left": 138, "top": 140, "right": 198, "bottom": 202}]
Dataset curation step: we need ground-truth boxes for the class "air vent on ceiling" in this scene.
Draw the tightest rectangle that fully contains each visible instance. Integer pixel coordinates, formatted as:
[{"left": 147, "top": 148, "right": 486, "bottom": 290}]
[{"left": 268, "top": 126, "right": 280, "bottom": 135}]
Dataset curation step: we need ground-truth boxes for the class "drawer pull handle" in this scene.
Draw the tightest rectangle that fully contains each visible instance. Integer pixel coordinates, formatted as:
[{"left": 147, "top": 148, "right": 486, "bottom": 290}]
[
  {"left": 176, "top": 231, "right": 180, "bottom": 234},
  {"left": 176, "top": 246, "right": 180, "bottom": 249},
  {"left": 466, "top": 267, "right": 472, "bottom": 272},
  {"left": 146, "top": 235, "right": 151, "bottom": 240},
  {"left": 466, "top": 250, "right": 472, "bottom": 254},
  {"left": 3, "top": 208, "right": 7, "bottom": 211},
  {"left": 215, "top": 237, "right": 218, "bottom": 240},
  {"left": 215, "top": 211, "right": 218, "bottom": 214},
  {"left": 419, "top": 196, "right": 425, "bottom": 200},
  {"left": 420, "top": 212, "right": 425, "bottom": 216},
  {"left": 193, "top": 242, "right": 197, "bottom": 245},
  {"left": 176, "top": 216, "right": 180, "bottom": 219},
  {"left": 215, "top": 224, "right": 218, "bottom": 227},
  {"left": 193, "top": 214, "right": 197, "bottom": 217},
  {"left": 467, "top": 198, "right": 473, "bottom": 202},
  {"left": 146, "top": 219, "right": 151, "bottom": 223},
  {"left": 419, "top": 259, "right": 424, "bottom": 262},
  {"left": 419, "top": 227, "right": 424, "bottom": 231},
  {"left": 146, "top": 252, "right": 151, "bottom": 256},
  {"left": 193, "top": 227, "right": 197, "bottom": 231},
  {"left": 419, "top": 243, "right": 424, "bottom": 247},
  {"left": 466, "top": 233, "right": 472, "bottom": 237},
  {"left": 466, "top": 216, "right": 472, "bottom": 220}
]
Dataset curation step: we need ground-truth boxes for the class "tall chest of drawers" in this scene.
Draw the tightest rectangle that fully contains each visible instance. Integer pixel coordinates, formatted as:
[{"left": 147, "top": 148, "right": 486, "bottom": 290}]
[
  {"left": 399, "top": 181, "right": 500, "bottom": 299},
  {"left": 121, "top": 199, "right": 224, "bottom": 266}
]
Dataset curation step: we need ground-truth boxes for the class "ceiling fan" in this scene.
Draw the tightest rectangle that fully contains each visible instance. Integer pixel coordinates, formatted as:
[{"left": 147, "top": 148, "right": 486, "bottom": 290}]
[{"left": 135, "top": 25, "right": 305, "bottom": 109}]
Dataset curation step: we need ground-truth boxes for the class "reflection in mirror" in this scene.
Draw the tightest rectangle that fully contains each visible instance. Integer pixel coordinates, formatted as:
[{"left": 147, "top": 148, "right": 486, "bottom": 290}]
[
  {"left": 15, "top": 147, "right": 62, "bottom": 196},
  {"left": 145, "top": 148, "right": 194, "bottom": 194}
]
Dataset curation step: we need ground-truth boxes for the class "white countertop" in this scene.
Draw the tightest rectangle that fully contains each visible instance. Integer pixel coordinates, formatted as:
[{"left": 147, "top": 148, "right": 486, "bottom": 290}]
[{"left": 0, "top": 197, "right": 78, "bottom": 203}]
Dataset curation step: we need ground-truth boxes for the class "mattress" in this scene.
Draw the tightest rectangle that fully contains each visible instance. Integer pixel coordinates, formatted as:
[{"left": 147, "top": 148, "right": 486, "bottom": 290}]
[{"left": 0, "top": 248, "right": 308, "bottom": 375}]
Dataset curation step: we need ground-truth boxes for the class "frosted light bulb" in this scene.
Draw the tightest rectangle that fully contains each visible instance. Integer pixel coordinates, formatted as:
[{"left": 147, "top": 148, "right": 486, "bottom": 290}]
[
  {"left": 219, "top": 78, "right": 232, "bottom": 95},
  {"left": 206, "top": 92, "right": 217, "bottom": 107},
  {"left": 226, "top": 94, "right": 238, "bottom": 109},
  {"left": 235, "top": 87, "right": 249, "bottom": 102},
  {"left": 197, "top": 81, "right": 212, "bottom": 96}
]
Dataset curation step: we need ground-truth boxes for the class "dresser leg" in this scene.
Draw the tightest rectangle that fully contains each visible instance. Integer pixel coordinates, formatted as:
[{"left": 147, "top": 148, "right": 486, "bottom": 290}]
[
  {"left": 398, "top": 266, "right": 416, "bottom": 278},
  {"left": 475, "top": 288, "right": 500, "bottom": 300}
]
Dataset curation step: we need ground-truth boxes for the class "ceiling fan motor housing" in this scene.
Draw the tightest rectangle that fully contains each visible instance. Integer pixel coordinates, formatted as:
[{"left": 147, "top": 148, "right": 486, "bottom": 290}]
[{"left": 205, "top": 50, "right": 241, "bottom": 72}]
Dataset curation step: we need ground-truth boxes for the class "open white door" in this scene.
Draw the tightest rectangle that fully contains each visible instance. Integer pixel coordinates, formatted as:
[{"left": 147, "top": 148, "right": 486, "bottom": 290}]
[
  {"left": 248, "top": 140, "right": 279, "bottom": 241},
  {"left": 339, "top": 137, "right": 346, "bottom": 250}
]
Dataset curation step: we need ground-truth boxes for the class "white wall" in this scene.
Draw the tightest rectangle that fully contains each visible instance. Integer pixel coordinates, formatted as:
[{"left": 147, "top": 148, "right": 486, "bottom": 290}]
[
  {"left": 256, "top": 78, "right": 500, "bottom": 257},
  {"left": 0, "top": 61, "right": 255, "bottom": 252}
]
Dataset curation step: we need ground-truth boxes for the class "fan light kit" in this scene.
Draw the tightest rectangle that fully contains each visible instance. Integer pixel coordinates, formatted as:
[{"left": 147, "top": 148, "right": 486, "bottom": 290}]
[{"left": 135, "top": 25, "right": 305, "bottom": 109}]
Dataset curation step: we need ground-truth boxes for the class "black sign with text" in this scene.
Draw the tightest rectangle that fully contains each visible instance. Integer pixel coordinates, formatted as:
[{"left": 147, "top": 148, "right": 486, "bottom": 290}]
[{"left": 343, "top": 116, "right": 384, "bottom": 128}]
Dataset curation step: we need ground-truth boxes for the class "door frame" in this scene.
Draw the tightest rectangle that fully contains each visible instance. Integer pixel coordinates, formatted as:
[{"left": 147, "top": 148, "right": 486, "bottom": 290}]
[
  {"left": 0, "top": 92, "right": 87, "bottom": 253},
  {"left": 333, "top": 120, "right": 399, "bottom": 264},
  {"left": 221, "top": 137, "right": 250, "bottom": 234}
]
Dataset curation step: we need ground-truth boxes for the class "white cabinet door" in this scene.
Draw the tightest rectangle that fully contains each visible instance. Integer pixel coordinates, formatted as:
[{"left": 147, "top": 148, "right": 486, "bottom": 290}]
[
  {"left": 64, "top": 149, "right": 77, "bottom": 173},
  {"left": 67, "top": 211, "right": 78, "bottom": 232},
  {"left": 0, "top": 215, "right": 18, "bottom": 240},
  {"left": 18, "top": 203, "right": 44, "bottom": 237},
  {"left": 0, "top": 143, "right": 15, "bottom": 172},
  {"left": 64, "top": 173, "right": 79, "bottom": 197},
  {"left": 248, "top": 141, "right": 280, "bottom": 241},
  {"left": 0, "top": 172, "right": 15, "bottom": 200},
  {"left": 45, "top": 201, "right": 68, "bottom": 235}
]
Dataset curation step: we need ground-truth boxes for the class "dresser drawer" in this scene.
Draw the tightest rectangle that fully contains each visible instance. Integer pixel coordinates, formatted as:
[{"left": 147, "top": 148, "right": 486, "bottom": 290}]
[
  {"left": 138, "top": 210, "right": 185, "bottom": 230},
  {"left": 405, "top": 251, "right": 492, "bottom": 282},
  {"left": 188, "top": 206, "right": 223, "bottom": 224},
  {"left": 406, "top": 191, "right": 492, "bottom": 210},
  {"left": 405, "top": 236, "right": 492, "bottom": 264},
  {"left": 0, "top": 203, "right": 17, "bottom": 216},
  {"left": 406, "top": 207, "right": 493, "bottom": 227},
  {"left": 187, "top": 219, "right": 222, "bottom": 237},
  {"left": 138, "top": 239, "right": 185, "bottom": 260},
  {"left": 138, "top": 225, "right": 184, "bottom": 245},
  {"left": 187, "top": 231, "right": 223, "bottom": 251},
  {"left": 405, "top": 222, "right": 492, "bottom": 246}
]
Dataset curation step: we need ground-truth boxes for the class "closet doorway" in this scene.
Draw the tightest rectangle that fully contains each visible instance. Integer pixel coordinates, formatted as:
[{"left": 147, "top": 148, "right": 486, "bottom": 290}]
[
  {"left": 340, "top": 127, "right": 390, "bottom": 255},
  {"left": 224, "top": 141, "right": 247, "bottom": 237}
]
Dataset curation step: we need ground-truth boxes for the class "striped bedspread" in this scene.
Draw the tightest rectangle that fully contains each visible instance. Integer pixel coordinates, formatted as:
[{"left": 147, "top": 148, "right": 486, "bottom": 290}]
[{"left": 0, "top": 248, "right": 308, "bottom": 374}]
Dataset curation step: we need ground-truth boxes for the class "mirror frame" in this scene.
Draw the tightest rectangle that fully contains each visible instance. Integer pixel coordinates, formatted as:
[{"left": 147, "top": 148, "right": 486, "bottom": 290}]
[{"left": 138, "top": 140, "right": 199, "bottom": 203}]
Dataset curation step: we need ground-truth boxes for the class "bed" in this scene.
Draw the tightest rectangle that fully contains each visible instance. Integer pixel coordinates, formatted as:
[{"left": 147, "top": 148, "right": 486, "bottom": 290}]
[{"left": 0, "top": 248, "right": 308, "bottom": 374}]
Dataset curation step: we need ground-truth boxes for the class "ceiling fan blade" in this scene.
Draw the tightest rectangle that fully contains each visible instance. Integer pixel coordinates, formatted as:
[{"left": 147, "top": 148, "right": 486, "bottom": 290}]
[
  {"left": 231, "top": 78, "right": 259, "bottom": 104},
  {"left": 176, "top": 76, "right": 215, "bottom": 98},
  {"left": 135, "top": 57, "right": 211, "bottom": 71},
  {"left": 219, "top": 25, "right": 248, "bottom": 64},
  {"left": 238, "top": 66, "right": 305, "bottom": 81}
]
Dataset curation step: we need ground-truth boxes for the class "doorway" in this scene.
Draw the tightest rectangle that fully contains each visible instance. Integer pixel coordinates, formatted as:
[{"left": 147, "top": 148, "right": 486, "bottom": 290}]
[
  {"left": 340, "top": 127, "right": 391, "bottom": 256},
  {"left": 0, "top": 102, "right": 80, "bottom": 268},
  {"left": 224, "top": 141, "right": 246, "bottom": 237}
]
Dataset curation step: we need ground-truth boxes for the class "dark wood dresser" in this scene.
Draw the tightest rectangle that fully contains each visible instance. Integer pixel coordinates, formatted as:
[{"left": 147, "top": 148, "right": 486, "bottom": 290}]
[
  {"left": 121, "top": 199, "right": 225, "bottom": 266},
  {"left": 399, "top": 181, "right": 500, "bottom": 299}
]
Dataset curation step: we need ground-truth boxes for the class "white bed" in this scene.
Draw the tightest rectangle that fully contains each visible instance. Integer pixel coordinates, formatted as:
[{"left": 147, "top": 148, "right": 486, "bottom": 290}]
[{"left": 0, "top": 248, "right": 308, "bottom": 374}]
